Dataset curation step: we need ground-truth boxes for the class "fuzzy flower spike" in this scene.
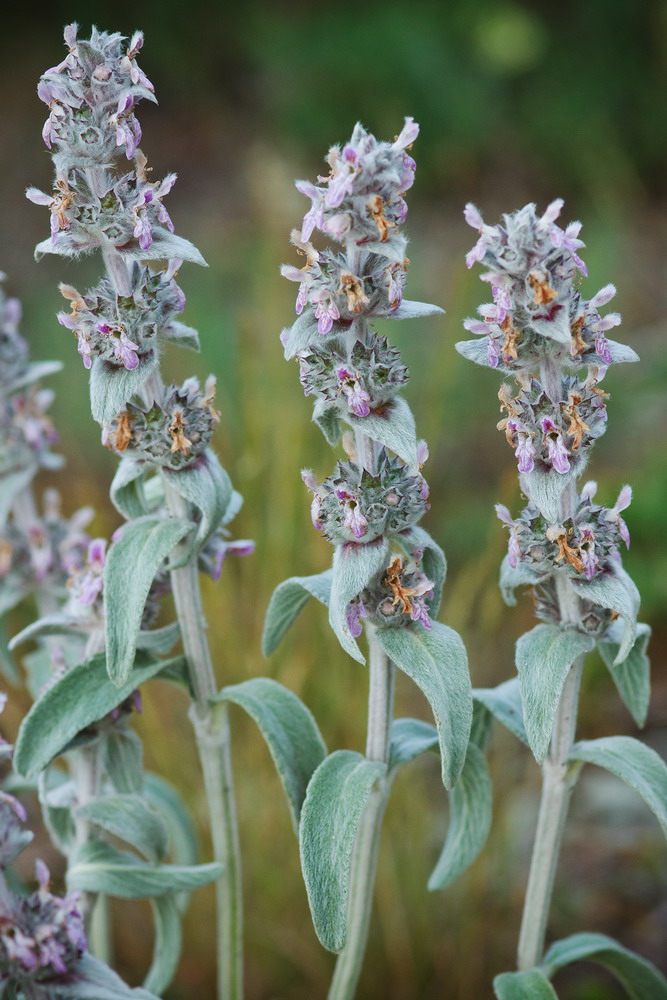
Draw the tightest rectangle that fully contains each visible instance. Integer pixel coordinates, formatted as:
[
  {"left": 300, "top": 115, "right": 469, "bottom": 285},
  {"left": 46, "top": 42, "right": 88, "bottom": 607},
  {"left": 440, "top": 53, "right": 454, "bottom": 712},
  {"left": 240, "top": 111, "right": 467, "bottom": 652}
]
[
  {"left": 266, "top": 120, "right": 472, "bottom": 1000},
  {"left": 460, "top": 200, "right": 660, "bottom": 993}
]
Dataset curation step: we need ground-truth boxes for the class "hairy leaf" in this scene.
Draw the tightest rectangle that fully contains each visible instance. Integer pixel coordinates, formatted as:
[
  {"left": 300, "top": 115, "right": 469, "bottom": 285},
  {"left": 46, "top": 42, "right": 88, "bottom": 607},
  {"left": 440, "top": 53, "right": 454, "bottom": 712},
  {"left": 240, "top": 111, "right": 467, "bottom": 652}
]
[
  {"left": 215, "top": 678, "right": 327, "bottom": 830},
  {"left": 312, "top": 401, "right": 342, "bottom": 446},
  {"left": 299, "top": 751, "right": 386, "bottom": 952},
  {"left": 103, "top": 730, "right": 144, "bottom": 795},
  {"left": 474, "top": 678, "right": 528, "bottom": 746},
  {"left": 262, "top": 570, "right": 332, "bottom": 655},
  {"left": 52, "top": 954, "right": 159, "bottom": 1000},
  {"left": 162, "top": 449, "right": 232, "bottom": 555},
  {"left": 89, "top": 354, "right": 158, "bottom": 425},
  {"left": 388, "top": 717, "right": 438, "bottom": 771},
  {"left": 428, "top": 742, "right": 492, "bottom": 890},
  {"left": 499, "top": 554, "right": 549, "bottom": 607},
  {"left": 598, "top": 622, "right": 651, "bottom": 727},
  {"left": 346, "top": 396, "right": 417, "bottom": 467},
  {"left": 541, "top": 932, "right": 667, "bottom": 998},
  {"left": 76, "top": 794, "right": 169, "bottom": 863},
  {"left": 569, "top": 736, "right": 667, "bottom": 837},
  {"left": 104, "top": 516, "right": 191, "bottom": 685},
  {"left": 160, "top": 320, "right": 201, "bottom": 352},
  {"left": 385, "top": 300, "right": 444, "bottom": 320},
  {"left": 144, "top": 894, "right": 182, "bottom": 995},
  {"left": 572, "top": 565, "right": 640, "bottom": 664},
  {"left": 376, "top": 621, "right": 472, "bottom": 789},
  {"left": 67, "top": 840, "right": 222, "bottom": 898},
  {"left": 494, "top": 969, "right": 558, "bottom": 999},
  {"left": 281, "top": 311, "right": 320, "bottom": 359},
  {"left": 14, "top": 652, "right": 186, "bottom": 779},
  {"left": 520, "top": 465, "right": 580, "bottom": 523},
  {"left": 0, "top": 466, "right": 36, "bottom": 524},
  {"left": 516, "top": 625, "right": 594, "bottom": 762},
  {"left": 329, "top": 539, "right": 390, "bottom": 663},
  {"left": 110, "top": 458, "right": 150, "bottom": 519}
]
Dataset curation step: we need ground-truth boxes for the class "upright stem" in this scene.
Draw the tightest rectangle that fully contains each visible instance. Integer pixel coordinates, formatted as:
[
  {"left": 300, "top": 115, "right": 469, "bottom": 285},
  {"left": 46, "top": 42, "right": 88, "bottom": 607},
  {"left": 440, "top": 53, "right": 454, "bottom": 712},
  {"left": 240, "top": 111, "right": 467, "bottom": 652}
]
[
  {"left": 164, "top": 481, "right": 243, "bottom": 1000},
  {"left": 328, "top": 628, "right": 395, "bottom": 1000},
  {"left": 517, "top": 399, "right": 583, "bottom": 969}
]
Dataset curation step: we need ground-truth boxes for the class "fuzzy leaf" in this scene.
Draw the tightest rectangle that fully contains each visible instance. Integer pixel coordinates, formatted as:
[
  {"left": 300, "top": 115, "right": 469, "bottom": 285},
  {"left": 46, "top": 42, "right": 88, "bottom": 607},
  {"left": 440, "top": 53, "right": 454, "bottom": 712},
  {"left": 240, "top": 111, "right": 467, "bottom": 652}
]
[
  {"left": 143, "top": 773, "right": 199, "bottom": 872},
  {"left": 530, "top": 308, "right": 572, "bottom": 345},
  {"left": 541, "top": 932, "right": 667, "bottom": 998},
  {"left": 569, "top": 736, "right": 667, "bottom": 837},
  {"left": 67, "top": 840, "right": 222, "bottom": 898},
  {"left": 572, "top": 565, "right": 640, "bottom": 664},
  {"left": 455, "top": 338, "right": 495, "bottom": 368},
  {"left": 14, "top": 652, "right": 186, "bottom": 779},
  {"left": 388, "top": 717, "right": 438, "bottom": 771},
  {"left": 262, "top": 570, "right": 333, "bottom": 655},
  {"left": 0, "top": 465, "right": 36, "bottom": 524},
  {"left": 473, "top": 678, "right": 528, "bottom": 746},
  {"left": 428, "top": 742, "right": 492, "bottom": 889},
  {"left": 110, "top": 458, "right": 150, "bottom": 519},
  {"left": 6, "top": 360, "right": 63, "bottom": 393},
  {"left": 499, "top": 554, "right": 549, "bottom": 606},
  {"left": 137, "top": 622, "right": 181, "bottom": 655},
  {"left": 396, "top": 525, "right": 447, "bottom": 617},
  {"left": 282, "top": 311, "right": 321, "bottom": 359},
  {"left": 104, "top": 516, "right": 192, "bottom": 685},
  {"left": 9, "top": 614, "right": 85, "bottom": 649},
  {"left": 516, "top": 625, "right": 594, "bottom": 762},
  {"left": 329, "top": 539, "right": 390, "bottom": 663},
  {"left": 90, "top": 354, "right": 159, "bottom": 424},
  {"left": 493, "top": 969, "right": 558, "bottom": 999},
  {"left": 598, "top": 622, "right": 651, "bottom": 727},
  {"left": 358, "top": 235, "right": 407, "bottom": 263},
  {"left": 160, "top": 321, "right": 201, "bottom": 352},
  {"left": 38, "top": 769, "right": 75, "bottom": 854},
  {"left": 215, "top": 678, "right": 327, "bottom": 830},
  {"left": 520, "top": 465, "right": 580, "bottom": 523},
  {"left": 385, "top": 300, "right": 444, "bottom": 320},
  {"left": 117, "top": 229, "right": 207, "bottom": 267},
  {"left": 376, "top": 621, "right": 472, "bottom": 789},
  {"left": 144, "top": 894, "right": 182, "bottom": 995},
  {"left": 299, "top": 750, "right": 386, "bottom": 952},
  {"left": 607, "top": 340, "right": 640, "bottom": 365},
  {"left": 52, "top": 954, "right": 159, "bottom": 1000},
  {"left": 103, "top": 730, "right": 144, "bottom": 795},
  {"left": 76, "top": 794, "right": 169, "bottom": 863},
  {"left": 163, "top": 449, "right": 232, "bottom": 556},
  {"left": 312, "top": 401, "right": 342, "bottom": 446},
  {"left": 346, "top": 395, "right": 417, "bottom": 467}
]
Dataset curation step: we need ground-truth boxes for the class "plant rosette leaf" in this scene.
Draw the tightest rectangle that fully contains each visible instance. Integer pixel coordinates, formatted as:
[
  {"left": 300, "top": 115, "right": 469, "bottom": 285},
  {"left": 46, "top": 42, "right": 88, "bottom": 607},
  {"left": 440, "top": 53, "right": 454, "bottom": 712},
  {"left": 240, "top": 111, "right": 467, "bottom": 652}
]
[
  {"left": 262, "top": 569, "right": 332, "bottom": 655},
  {"left": 329, "top": 538, "right": 390, "bottom": 663},
  {"left": 515, "top": 624, "right": 595, "bottom": 762},
  {"left": 568, "top": 735, "right": 667, "bottom": 837},
  {"left": 598, "top": 621, "right": 651, "bottom": 727},
  {"left": 376, "top": 620, "right": 472, "bottom": 789},
  {"left": 541, "top": 932, "right": 667, "bottom": 999},
  {"left": 104, "top": 515, "right": 192, "bottom": 685},
  {"left": 13, "top": 652, "right": 186, "bottom": 779},
  {"left": 214, "top": 678, "right": 327, "bottom": 830},
  {"left": 299, "top": 750, "right": 386, "bottom": 952}
]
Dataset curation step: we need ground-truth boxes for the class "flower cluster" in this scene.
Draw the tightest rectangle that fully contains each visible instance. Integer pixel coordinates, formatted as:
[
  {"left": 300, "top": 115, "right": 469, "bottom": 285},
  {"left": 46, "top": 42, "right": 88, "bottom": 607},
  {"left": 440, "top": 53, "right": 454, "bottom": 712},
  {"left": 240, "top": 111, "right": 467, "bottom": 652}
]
[
  {"left": 57, "top": 259, "right": 186, "bottom": 371},
  {"left": 496, "top": 371, "right": 608, "bottom": 475},
  {"left": 497, "top": 482, "right": 631, "bottom": 583},
  {"left": 346, "top": 551, "right": 434, "bottom": 635},
  {"left": 27, "top": 24, "right": 176, "bottom": 258},
  {"left": 302, "top": 452, "right": 429, "bottom": 545},
  {"left": 459, "top": 201, "right": 631, "bottom": 373},
  {"left": 295, "top": 118, "right": 419, "bottom": 249},
  {"left": 102, "top": 376, "right": 220, "bottom": 469},
  {"left": 297, "top": 335, "right": 408, "bottom": 418}
]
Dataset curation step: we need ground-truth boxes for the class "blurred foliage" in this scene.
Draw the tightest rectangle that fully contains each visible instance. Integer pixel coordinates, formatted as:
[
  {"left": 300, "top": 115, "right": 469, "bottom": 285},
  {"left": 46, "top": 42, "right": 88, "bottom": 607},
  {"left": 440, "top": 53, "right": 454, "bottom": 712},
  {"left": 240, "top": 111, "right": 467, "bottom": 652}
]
[{"left": 2, "top": 1, "right": 667, "bottom": 998}]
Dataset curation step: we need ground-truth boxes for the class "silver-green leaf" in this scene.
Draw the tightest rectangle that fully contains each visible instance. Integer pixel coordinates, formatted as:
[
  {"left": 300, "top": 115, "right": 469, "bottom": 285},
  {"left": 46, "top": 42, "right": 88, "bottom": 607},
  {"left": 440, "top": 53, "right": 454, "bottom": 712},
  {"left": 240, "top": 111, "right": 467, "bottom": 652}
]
[
  {"left": 569, "top": 736, "right": 667, "bottom": 837},
  {"left": 262, "top": 570, "right": 332, "bottom": 656},
  {"left": 346, "top": 396, "right": 417, "bottom": 468},
  {"left": 598, "top": 622, "right": 651, "bottom": 727},
  {"left": 541, "top": 932, "right": 667, "bottom": 999},
  {"left": 571, "top": 564, "right": 640, "bottom": 664},
  {"left": 388, "top": 717, "right": 438, "bottom": 771},
  {"left": 67, "top": 840, "right": 222, "bottom": 898},
  {"left": 299, "top": 750, "right": 386, "bottom": 952},
  {"left": 144, "top": 894, "right": 183, "bottom": 995},
  {"left": 329, "top": 539, "right": 390, "bottom": 663},
  {"left": 89, "top": 354, "right": 158, "bottom": 425},
  {"left": 214, "top": 678, "right": 327, "bottom": 830},
  {"left": 376, "top": 621, "right": 472, "bottom": 789},
  {"left": 104, "top": 516, "right": 192, "bottom": 685},
  {"left": 75, "top": 794, "right": 169, "bottom": 863},
  {"left": 493, "top": 969, "right": 559, "bottom": 999},
  {"left": 162, "top": 449, "right": 232, "bottom": 555},
  {"left": 516, "top": 624, "right": 594, "bottom": 762}
]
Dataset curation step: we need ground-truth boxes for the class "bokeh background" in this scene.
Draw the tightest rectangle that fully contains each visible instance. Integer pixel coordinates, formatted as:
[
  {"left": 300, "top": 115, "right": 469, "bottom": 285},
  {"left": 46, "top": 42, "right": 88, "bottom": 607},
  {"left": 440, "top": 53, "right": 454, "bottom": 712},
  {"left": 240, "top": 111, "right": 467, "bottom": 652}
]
[{"left": 2, "top": 1, "right": 667, "bottom": 997}]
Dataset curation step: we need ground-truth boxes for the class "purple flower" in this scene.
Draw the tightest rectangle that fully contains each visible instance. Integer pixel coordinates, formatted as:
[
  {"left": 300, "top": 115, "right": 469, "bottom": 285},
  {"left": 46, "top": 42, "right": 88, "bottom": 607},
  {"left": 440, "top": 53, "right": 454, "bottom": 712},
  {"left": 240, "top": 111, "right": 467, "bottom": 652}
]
[
  {"left": 115, "top": 332, "right": 140, "bottom": 370},
  {"left": 346, "top": 597, "right": 368, "bottom": 638},
  {"left": 496, "top": 504, "right": 522, "bottom": 567},
  {"left": 336, "top": 367, "right": 371, "bottom": 417},
  {"left": 326, "top": 145, "right": 359, "bottom": 208},
  {"left": 515, "top": 431, "right": 536, "bottom": 474},
  {"left": 578, "top": 527, "right": 599, "bottom": 579},
  {"left": 606, "top": 484, "right": 632, "bottom": 547},
  {"left": 541, "top": 418, "right": 570, "bottom": 474},
  {"left": 295, "top": 180, "right": 325, "bottom": 241},
  {"left": 336, "top": 490, "right": 368, "bottom": 539}
]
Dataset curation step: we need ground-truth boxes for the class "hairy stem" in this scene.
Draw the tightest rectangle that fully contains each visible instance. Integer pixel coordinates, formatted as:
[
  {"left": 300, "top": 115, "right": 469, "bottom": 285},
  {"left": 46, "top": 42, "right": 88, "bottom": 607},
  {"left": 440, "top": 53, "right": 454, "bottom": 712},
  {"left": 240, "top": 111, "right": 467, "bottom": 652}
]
[
  {"left": 164, "top": 481, "right": 243, "bottom": 1000},
  {"left": 328, "top": 627, "right": 395, "bottom": 1000},
  {"left": 517, "top": 450, "right": 583, "bottom": 969}
]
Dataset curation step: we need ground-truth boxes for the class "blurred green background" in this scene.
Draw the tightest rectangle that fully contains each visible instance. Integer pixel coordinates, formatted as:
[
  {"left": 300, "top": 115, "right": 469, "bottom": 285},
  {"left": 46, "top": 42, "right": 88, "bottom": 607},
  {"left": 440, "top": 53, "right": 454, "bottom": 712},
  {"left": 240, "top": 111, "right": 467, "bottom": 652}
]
[{"left": 2, "top": 0, "right": 667, "bottom": 997}]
